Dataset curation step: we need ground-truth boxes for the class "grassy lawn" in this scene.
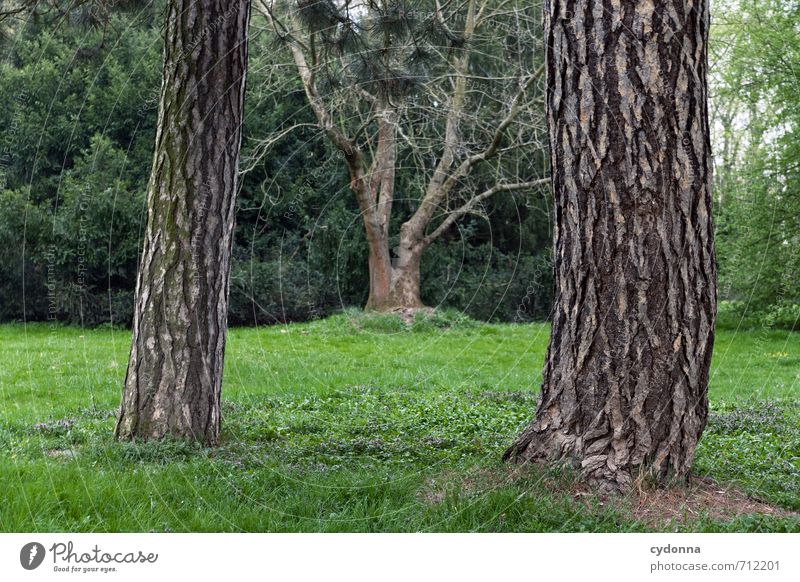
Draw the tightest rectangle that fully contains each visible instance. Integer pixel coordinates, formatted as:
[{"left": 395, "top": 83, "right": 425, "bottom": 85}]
[{"left": 0, "top": 312, "right": 798, "bottom": 532}]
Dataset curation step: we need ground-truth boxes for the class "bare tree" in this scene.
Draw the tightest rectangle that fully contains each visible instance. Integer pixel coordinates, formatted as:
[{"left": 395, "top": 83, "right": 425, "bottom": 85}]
[
  {"left": 250, "top": 0, "right": 548, "bottom": 311},
  {"left": 505, "top": 0, "right": 717, "bottom": 492}
]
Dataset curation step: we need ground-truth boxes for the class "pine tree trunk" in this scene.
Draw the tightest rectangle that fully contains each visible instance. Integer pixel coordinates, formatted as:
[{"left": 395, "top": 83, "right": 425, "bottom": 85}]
[
  {"left": 115, "top": 0, "right": 251, "bottom": 445},
  {"left": 505, "top": 0, "right": 716, "bottom": 491}
]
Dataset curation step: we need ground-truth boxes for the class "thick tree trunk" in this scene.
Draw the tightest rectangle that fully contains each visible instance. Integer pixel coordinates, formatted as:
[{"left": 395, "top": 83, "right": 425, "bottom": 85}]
[
  {"left": 115, "top": 0, "right": 251, "bottom": 445},
  {"left": 390, "top": 230, "right": 425, "bottom": 310},
  {"left": 505, "top": 0, "right": 716, "bottom": 491}
]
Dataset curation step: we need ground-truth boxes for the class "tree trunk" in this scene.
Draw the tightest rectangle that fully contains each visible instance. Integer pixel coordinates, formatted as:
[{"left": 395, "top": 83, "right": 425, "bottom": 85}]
[
  {"left": 363, "top": 230, "right": 425, "bottom": 311},
  {"left": 115, "top": 0, "right": 251, "bottom": 446},
  {"left": 363, "top": 215, "right": 394, "bottom": 310},
  {"left": 364, "top": 215, "right": 426, "bottom": 311},
  {"left": 390, "top": 227, "right": 425, "bottom": 309},
  {"left": 363, "top": 103, "right": 426, "bottom": 312},
  {"left": 505, "top": 0, "right": 716, "bottom": 492}
]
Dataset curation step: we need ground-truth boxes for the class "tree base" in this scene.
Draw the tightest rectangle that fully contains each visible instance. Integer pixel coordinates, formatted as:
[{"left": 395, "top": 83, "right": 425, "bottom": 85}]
[
  {"left": 365, "top": 298, "right": 429, "bottom": 314},
  {"left": 114, "top": 413, "right": 220, "bottom": 447},
  {"left": 504, "top": 425, "right": 636, "bottom": 494}
]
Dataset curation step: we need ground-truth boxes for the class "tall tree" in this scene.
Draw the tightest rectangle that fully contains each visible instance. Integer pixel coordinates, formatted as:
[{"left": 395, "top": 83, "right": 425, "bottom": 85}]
[
  {"left": 254, "top": 0, "right": 548, "bottom": 312},
  {"left": 115, "top": 0, "right": 252, "bottom": 445},
  {"left": 505, "top": 0, "right": 717, "bottom": 491}
]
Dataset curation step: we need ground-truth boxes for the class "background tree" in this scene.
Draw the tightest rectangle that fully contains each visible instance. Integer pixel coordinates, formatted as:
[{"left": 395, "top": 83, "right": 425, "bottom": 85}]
[
  {"left": 254, "top": 0, "right": 549, "bottom": 312},
  {"left": 0, "top": 0, "right": 555, "bottom": 327},
  {"left": 115, "top": 0, "right": 251, "bottom": 444},
  {"left": 505, "top": 0, "right": 717, "bottom": 491}
]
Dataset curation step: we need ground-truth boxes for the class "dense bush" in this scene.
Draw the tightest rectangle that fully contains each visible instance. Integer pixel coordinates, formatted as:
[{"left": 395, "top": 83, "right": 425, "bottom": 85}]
[{"left": 0, "top": 11, "right": 160, "bottom": 324}]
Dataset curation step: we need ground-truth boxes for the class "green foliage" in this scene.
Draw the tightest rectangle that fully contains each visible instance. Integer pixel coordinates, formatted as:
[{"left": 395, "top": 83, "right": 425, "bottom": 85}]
[
  {"left": 3, "top": 0, "right": 796, "bottom": 332},
  {"left": 421, "top": 239, "right": 553, "bottom": 322},
  {"left": 411, "top": 309, "right": 479, "bottom": 332},
  {"left": 288, "top": 0, "right": 449, "bottom": 99},
  {"left": 0, "top": 7, "right": 161, "bottom": 324},
  {"left": 716, "top": 300, "right": 760, "bottom": 330},
  {"left": 0, "top": 6, "right": 554, "bottom": 326},
  {"left": 712, "top": 0, "right": 800, "bottom": 328},
  {"left": 0, "top": 320, "right": 797, "bottom": 531},
  {"left": 698, "top": 399, "right": 800, "bottom": 510},
  {"left": 764, "top": 301, "right": 800, "bottom": 330},
  {"left": 317, "top": 307, "right": 480, "bottom": 333}
]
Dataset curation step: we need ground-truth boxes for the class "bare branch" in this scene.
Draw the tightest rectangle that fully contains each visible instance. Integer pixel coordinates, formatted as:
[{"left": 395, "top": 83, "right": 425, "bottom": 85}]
[
  {"left": 423, "top": 178, "right": 549, "bottom": 246},
  {"left": 240, "top": 122, "right": 319, "bottom": 175},
  {"left": 408, "top": 62, "right": 545, "bottom": 236}
]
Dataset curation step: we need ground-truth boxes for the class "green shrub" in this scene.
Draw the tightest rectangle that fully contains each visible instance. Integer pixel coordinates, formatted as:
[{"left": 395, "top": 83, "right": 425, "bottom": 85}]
[
  {"left": 716, "top": 300, "right": 800, "bottom": 331},
  {"left": 764, "top": 301, "right": 800, "bottom": 331},
  {"left": 411, "top": 309, "right": 479, "bottom": 332}
]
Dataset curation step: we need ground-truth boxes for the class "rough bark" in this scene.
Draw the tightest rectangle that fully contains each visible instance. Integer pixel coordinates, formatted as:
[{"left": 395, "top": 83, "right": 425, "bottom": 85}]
[
  {"left": 115, "top": 0, "right": 251, "bottom": 445},
  {"left": 505, "top": 0, "right": 716, "bottom": 492}
]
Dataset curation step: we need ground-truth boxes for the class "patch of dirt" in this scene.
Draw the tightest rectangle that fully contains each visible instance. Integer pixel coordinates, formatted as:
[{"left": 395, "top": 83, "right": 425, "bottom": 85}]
[
  {"left": 539, "top": 471, "right": 797, "bottom": 527},
  {"left": 629, "top": 476, "right": 796, "bottom": 528},
  {"left": 419, "top": 486, "right": 446, "bottom": 505},
  {"left": 419, "top": 466, "right": 797, "bottom": 529}
]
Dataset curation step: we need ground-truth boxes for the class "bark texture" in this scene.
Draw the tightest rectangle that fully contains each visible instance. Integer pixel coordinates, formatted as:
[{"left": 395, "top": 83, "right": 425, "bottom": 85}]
[
  {"left": 505, "top": 0, "right": 716, "bottom": 491},
  {"left": 115, "top": 0, "right": 251, "bottom": 445}
]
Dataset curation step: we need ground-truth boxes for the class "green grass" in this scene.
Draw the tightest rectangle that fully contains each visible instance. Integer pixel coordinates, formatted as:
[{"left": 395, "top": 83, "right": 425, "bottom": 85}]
[{"left": 0, "top": 311, "right": 798, "bottom": 532}]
